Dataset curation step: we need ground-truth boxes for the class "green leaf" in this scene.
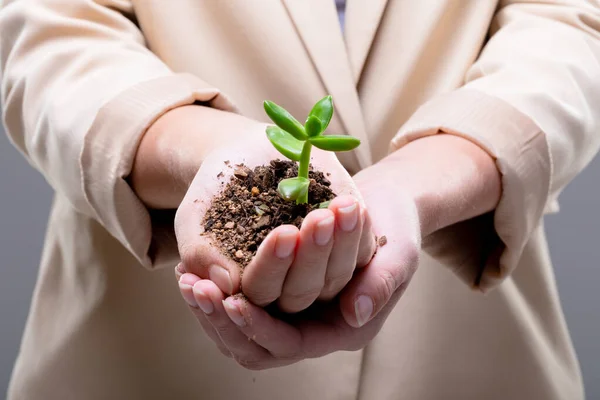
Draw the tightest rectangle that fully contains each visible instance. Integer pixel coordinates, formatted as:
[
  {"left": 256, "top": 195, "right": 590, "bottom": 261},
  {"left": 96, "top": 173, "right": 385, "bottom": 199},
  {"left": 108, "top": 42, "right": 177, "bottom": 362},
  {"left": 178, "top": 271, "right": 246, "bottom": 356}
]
[
  {"left": 309, "top": 135, "right": 361, "bottom": 152},
  {"left": 266, "top": 126, "right": 303, "bottom": 161},
  {"left": 264, "top": 100, "right": 307, "bottom": 140},
  {"left": 305, "top": 115, "right": 322, "bottom": 137},
  {"left": 308, "top": 95, "right": 333, "bottom": 131},
  {"left": 278, "top": 177, "right": 310, "bottom": 202},
  {"left": 318, "top": 200, "right": 331, "bottom": 209}
]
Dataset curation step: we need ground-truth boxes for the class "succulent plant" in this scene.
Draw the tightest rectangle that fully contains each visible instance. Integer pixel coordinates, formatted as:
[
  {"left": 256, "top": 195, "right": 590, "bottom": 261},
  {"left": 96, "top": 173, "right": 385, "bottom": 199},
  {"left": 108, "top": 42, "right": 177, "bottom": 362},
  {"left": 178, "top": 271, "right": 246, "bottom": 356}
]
[{"left": 263, "top": 95, "right": 360, "bottom": 204}]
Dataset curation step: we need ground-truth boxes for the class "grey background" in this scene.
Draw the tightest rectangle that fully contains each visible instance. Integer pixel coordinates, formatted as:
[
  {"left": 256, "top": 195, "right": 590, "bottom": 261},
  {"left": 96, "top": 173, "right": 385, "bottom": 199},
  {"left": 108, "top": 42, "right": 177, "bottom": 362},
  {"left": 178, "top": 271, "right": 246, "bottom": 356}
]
[{"left": 1, "top": 127, "right": 599, "bottom": 398}]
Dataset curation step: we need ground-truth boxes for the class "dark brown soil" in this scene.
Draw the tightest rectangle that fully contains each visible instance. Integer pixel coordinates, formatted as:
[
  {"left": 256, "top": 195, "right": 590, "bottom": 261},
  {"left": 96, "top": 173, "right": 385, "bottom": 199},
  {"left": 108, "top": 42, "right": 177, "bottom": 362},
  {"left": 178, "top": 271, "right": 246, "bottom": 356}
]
[{"left": 203, "top": 160, "right": 335, "bottom": 267}]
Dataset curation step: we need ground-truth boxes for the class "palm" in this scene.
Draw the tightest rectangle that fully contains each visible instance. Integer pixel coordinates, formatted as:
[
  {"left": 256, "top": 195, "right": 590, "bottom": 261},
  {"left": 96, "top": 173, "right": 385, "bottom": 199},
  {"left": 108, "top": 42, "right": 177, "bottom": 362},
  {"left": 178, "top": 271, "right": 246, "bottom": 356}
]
[{"left": 175, "top": 127, "right": 371, "bottom": 309}]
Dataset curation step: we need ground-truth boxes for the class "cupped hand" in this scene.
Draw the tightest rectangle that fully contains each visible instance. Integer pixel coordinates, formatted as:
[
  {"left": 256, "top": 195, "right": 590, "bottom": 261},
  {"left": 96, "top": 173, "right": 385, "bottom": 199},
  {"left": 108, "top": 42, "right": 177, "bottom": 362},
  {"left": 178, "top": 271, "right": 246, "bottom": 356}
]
[
  {"left": 176, "top": 163, "right": 421, "bottom": 369},
  {"left": 175, "top": 119, "right": 375, "bottom": 313}
]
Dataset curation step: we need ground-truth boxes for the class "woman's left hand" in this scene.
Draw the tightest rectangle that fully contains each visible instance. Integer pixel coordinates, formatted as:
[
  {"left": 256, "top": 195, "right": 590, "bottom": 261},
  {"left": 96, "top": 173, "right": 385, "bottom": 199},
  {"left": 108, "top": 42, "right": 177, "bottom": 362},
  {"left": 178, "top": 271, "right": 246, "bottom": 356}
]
[{"left": 176, "top": 162, "right": 422, "bottom": 368}]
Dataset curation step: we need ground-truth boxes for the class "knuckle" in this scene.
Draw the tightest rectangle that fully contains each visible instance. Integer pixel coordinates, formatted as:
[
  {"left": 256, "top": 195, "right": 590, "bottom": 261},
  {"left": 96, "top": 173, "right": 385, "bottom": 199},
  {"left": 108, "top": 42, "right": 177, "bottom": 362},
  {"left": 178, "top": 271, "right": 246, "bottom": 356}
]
[
  {"left": 375, "top": 268, "right": 401, "bottom": 302},
  {"left": 373, "top": 244, "right": 419, "bottom": 302},
  {"left": 242, "top": 287, "right": 280, "bottom": 307},
  {"left": 285, "top": 287, "right": 322, "bottom": 302},
  {"left": 321, "top": 272, "right": 352, "bottom": 298},
  {"left": 324, "top": 272, "right": 353, "bottom": 291},
  {"left": 280, "top": 287, "right": 321, "bottom": 311}
]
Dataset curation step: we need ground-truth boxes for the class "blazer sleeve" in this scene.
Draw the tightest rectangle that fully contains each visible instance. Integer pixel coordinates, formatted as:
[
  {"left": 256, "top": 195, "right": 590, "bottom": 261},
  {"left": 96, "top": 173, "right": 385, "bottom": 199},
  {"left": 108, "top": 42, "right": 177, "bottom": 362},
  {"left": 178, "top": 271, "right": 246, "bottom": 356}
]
[
  {"left": 390, "top": 0, "right": 600, "bottom": 290},
  {"left": 0, "top": 0, "right": 237, "bottom": 269}
]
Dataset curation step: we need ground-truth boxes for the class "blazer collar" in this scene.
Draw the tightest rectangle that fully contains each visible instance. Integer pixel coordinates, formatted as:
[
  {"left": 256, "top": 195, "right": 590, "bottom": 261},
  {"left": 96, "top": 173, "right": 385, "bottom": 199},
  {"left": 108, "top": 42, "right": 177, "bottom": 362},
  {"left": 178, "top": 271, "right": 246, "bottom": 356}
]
[
  {"left": 282, "top": 0, "right": 390, "bottom": 168},
  {"left": 345, "top": 0, "right": 390, "bottom": 81}
]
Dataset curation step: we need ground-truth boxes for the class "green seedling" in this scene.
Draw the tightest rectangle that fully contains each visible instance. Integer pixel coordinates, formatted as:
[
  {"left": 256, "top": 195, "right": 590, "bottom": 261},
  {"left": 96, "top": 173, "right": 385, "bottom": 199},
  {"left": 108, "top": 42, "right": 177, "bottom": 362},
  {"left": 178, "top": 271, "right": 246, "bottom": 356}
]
[{"left": 263, "top": 95, "right": 360, "bottom": 204}]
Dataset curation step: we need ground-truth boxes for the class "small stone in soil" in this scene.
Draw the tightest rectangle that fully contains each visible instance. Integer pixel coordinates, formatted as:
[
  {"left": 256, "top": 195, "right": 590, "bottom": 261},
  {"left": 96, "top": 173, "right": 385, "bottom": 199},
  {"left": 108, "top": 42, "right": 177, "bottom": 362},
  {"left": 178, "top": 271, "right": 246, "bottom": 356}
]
[
  {"left": 224, "top": 221, "right": 235, "bottom": 229},
  {"left": 234, "top": 166, "right": 250, "bottom": 179},
  {"left": 253, "top": 215, "right": 270, "bottom": 229},
  {"left": 235, "top": 249, "right": 244, "bottom": 259},
  {"left": 378, "top": 235, "right": 388, "bottom": 247}
]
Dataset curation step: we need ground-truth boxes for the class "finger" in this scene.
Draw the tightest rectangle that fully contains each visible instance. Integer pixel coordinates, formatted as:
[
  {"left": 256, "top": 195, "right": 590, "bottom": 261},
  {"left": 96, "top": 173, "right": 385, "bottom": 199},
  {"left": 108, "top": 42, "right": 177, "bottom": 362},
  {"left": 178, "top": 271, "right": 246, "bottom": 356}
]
[
  {"left": 356, "top": 208, "right": 377, "bottom": 267},
  {"left": 174, "top": 263, "right": 186, "bottom": 281},
  {"left": 242, "top": 225, "right": 299, "bottom": 306},
  {"left": 222, "top": 296, "right": 303, "bottom": 360},
  {"left": 175, "top": 173, "right": 242, "bottom": 295},
  {"left": 318, "top": 196, "right": 362, "bottom": 301},
  {"left": 192, "top": 279, "right": 279, "bottom": 368},
  {"left": 338, "top": 207, "right": 420, "bottom": 328},
  {"left": 225, "top": 296, "right": 363, "bottom": 359},
  {"left": 177, "top": 273, "right": 231, "bottom": 357},
  {"left": 279, "top": 209, "right": 335, "bottom": 313}
]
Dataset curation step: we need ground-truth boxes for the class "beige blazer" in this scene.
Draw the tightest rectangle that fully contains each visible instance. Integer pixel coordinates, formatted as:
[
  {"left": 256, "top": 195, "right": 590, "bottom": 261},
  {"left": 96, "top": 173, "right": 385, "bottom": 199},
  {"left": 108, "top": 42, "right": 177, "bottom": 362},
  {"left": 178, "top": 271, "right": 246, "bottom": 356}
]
[{"left": 2, "top": 0, "right": 599, "bottom": 399}]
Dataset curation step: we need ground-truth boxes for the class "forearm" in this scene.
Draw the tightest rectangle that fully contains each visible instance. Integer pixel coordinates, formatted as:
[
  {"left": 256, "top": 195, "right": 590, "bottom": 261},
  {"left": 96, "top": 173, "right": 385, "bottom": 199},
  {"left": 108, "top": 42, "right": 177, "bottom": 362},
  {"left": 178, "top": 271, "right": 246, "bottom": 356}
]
[
  {"left": 130, "top": 105, "right": 265, "bottom": 209},
  {"left": 354, "top": 134, "right": 501, "bottom": 237}
]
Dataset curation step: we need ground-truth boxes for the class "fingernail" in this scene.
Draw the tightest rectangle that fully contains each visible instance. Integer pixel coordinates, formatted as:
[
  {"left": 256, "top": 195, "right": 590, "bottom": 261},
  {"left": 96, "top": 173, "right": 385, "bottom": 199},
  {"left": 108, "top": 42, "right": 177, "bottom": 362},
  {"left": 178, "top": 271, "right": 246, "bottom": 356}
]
[
  {"left": 314, "top": 216, "right": 335, "bottom": 246},
  {"left": 192, "top": 283, "right": 214, "bottom": 315},
  {"left": 175, "top": 263, "right": 186, "bottom": 276},
  {"left": 178, "top": 281, "right": 198, "bottom": 308},
  {"left": 222, "top": 298, "right": 246, "bottom": 327},
  {"left": 209, "top": 265, "right": 233, "bottom": 295},
  {"left": 179, "top": 273, "right": 198, "bottom": 286},
  {"left": 354, "top": 295, "right": 373, "bottom": 327},
  {"left": 338, "top": 202, "right": 358, "bottom": 232},
  {"left": 275, "top": 230, "right": 297, "bottom": 259}
]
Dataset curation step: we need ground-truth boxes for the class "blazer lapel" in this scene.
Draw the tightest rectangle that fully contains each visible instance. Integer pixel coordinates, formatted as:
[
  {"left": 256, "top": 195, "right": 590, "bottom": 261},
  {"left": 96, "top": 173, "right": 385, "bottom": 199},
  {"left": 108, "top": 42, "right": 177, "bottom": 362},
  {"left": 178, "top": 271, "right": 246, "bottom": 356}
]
[
  {"left": 282, "top": 0, "right": 373, "bottom": 167},
  {"left": 345, "top": 0, "right": 390, "bottom": 82}
]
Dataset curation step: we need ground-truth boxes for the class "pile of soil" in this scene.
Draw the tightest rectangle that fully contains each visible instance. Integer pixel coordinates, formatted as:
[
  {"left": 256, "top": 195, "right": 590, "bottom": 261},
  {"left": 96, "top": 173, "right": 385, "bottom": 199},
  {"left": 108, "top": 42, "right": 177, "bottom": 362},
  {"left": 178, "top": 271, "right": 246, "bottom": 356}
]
[{"left": 203, "top": 160, "right": 335, "bottom": 267}]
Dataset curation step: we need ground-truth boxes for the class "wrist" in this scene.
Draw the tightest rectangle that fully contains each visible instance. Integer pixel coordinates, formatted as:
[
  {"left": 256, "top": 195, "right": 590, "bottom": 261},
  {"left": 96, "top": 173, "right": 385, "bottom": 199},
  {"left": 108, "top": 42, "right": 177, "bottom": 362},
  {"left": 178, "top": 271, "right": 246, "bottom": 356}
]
[
  {"left": 130, "top": 105, "right": 266, "bottom": 209},
  {"left": 356, "top": 134, "right": 501, "bottom": 237}
]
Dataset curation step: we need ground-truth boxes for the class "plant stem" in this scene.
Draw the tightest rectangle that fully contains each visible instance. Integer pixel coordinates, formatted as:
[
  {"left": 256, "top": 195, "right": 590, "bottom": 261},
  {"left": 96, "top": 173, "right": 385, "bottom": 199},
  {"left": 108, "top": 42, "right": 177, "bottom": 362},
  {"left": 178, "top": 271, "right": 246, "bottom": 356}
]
[{"left": 298, "top": 141, "right": 312, "bottom": 204}]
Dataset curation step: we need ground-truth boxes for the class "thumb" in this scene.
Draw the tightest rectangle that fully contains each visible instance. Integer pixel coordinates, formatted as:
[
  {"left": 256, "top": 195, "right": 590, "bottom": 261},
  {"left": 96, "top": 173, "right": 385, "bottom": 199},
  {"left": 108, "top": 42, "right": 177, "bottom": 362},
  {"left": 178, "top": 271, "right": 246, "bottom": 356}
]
[{"left": 338, "top": 204, "right": 420, "bottom": 328}]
